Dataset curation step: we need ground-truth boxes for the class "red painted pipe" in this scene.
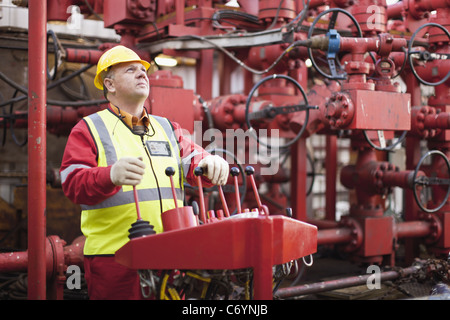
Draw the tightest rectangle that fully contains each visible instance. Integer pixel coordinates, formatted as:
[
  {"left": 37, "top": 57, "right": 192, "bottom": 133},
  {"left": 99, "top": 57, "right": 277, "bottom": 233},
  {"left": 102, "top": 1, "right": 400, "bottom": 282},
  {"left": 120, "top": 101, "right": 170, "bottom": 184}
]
[
  {"left": 325, "top": 135, "right": 337, "bottom": 221},
  {"left": 27, "top": 0, "right": 47, "bottom": 300},
  {"left": 317, "top": 227, "right": 354, "bottom": 245},
  {"left": 315, "top": 219, "right": 434, "bottom": 249},
  {"left": 0, "top": 236, "right": 85, "bottom": 275},
  {"left": 396, "top": 221, "right": 432, "bottom": 239},
  {"left": 65, "top": 48, "right": 103, "bottom": 65}
]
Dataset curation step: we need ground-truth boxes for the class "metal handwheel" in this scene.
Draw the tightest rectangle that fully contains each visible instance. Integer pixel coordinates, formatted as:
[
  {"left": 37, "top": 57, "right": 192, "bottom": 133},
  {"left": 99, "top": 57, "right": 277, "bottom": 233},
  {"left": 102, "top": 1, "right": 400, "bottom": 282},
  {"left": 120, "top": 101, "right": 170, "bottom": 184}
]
[
  {"left": 245, "top": 74, "right": 315, "bottom": 149},
  {"left": 408, "top": 23, "right": 450, "bottom": 87},
  {"left": 362, "top": 130, "right": 408, "bottom": 152},
  {"left": 412, "top": 150, "right": 450, "bottom": 213},
  {"left": 307, "top": 8, "right": 364, "bottom": 80}
]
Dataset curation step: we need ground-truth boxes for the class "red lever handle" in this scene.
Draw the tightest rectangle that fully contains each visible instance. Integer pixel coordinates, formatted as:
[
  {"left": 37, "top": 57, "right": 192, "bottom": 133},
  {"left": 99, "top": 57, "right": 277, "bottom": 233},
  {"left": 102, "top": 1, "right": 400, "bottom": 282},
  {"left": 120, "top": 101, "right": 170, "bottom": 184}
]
[
  {"left": 194, "top": 167, "right": 207, "bottom": 223},
  {"left": 133, "top": 186, "right": 142, "bottom": 220},
  {"left": 165, "top": 167, "right": 178, "bottom": 209},
  {"left": 230, "top": 167, "right": 241, "bottom": 214}
]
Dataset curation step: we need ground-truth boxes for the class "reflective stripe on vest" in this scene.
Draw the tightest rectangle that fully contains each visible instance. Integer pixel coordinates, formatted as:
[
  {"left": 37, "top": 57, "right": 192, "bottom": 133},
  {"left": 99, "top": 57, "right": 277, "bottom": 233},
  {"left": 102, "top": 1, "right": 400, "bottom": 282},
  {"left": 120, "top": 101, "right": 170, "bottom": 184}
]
[
  {"left": 81, "top": 112, "right": 183, "bottom": 211},
  {"left": 81, "top": 109, "right": 184, "bottom": 255}
]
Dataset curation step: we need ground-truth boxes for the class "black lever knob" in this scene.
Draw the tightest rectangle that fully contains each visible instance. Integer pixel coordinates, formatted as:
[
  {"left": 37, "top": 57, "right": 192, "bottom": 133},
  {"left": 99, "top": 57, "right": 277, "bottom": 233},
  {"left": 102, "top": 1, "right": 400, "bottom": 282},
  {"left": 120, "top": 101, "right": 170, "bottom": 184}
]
[
  {"left": 194, "top": 167, "right": 204, "bottom": 176},
  {"left": 191, "top": 201, "right": 199, "bottom": 216},
  {"left": 165, "top": 167, "right": 175, "bottom": 176},
  {"left": 285, "top": 207, "right": 293, "bottom": 218},
  {"left": 245, "top": 166, "right": 255, "bottom": 175},
  {"left": 230, "top": 167, "right": 240, "bottom": 177}
]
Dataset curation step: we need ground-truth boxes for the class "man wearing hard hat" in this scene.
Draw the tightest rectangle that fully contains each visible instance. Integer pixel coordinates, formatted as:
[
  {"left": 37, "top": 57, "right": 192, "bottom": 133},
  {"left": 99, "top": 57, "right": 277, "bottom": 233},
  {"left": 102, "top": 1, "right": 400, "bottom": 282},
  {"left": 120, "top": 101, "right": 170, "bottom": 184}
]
[{"left": 60, "top": 45, "right": 229, "bottom": 300}]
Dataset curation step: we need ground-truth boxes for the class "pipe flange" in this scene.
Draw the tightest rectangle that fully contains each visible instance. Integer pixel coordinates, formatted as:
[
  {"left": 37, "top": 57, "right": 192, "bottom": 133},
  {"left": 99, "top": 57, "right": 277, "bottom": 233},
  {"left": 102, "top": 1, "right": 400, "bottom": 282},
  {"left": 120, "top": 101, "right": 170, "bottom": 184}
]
[
  {"left": 419, "top": 213, "right": 443, "bottom": 244},
  {"left": 338, "top": 216, "right": 363, "bottom": 252},
  {"left": 47, "top": 235, "right": 67, "bottom": 280},
  {"left": 127, "top": 0, "right": 154, "bottom": 19},
  {"left": 411, "top": 106, "right": 438, "bottom": 138},
  {"left": 324, "top": 92, "right": 354, "bottom": 129}
]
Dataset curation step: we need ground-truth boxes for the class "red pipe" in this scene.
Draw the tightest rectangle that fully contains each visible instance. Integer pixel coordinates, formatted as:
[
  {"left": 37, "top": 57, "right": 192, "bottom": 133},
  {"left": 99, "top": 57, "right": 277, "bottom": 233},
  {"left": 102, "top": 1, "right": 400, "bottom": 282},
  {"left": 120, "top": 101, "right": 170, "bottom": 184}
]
[
  {"left": 396, "top": 221, "right": 432, "bottom": 239},
  {"left": 0, "top": 236, "right": 85, "bottom": 276},
  {"left": 65, "top": 48, "right": 103, "bottom": 65},
  {"left": 317, "top": 227, "right": 354, "bottom": 245},
  {"left": 314, "top": 220, "right": 434, "bottom": 248},
  {"left": 325, "top": 135, "right": 337, "bottom": 221},
  {"left": 386, "top": 2, "right": 404, "bottom": 19},
  {"left": 27, "top": 0, "right": 47, "bottom": 300}
]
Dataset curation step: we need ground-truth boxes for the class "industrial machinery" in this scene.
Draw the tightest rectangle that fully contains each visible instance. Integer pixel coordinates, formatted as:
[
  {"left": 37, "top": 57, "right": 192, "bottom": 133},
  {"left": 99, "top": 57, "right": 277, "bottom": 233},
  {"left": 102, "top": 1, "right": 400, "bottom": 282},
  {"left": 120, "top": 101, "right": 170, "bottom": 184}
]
[{"left": 0, "top": 0, "right": 449, "bottom": 300}]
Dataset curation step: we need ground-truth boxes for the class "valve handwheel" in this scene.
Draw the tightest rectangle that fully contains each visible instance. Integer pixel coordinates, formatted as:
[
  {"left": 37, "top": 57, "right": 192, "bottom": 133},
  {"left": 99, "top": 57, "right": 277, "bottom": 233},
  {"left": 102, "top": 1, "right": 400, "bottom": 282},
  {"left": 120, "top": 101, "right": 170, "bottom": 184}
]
[
  {"left": 362, "top": 129, "right": 408, "bottom": 152},
  {"left": 245, "top": 74, "right": 315, "bottom": 149},
  {"left": 307, "top": 8, "right": 364, "bottom": 80},
  {"left": 407, "top": 23, "right": 450, "bottom": 87},
  {"left": 412, "top": 150, "right": 450, "bottom": 213},
  {"left": 47, "top": 30, "right": 61, "bottom": 81}
]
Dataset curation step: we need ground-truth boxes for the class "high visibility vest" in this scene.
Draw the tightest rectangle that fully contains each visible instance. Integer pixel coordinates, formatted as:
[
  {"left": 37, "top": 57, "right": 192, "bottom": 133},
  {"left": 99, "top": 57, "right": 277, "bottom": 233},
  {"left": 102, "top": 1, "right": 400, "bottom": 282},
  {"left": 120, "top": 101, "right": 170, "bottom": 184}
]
[{"left": 81, "top": 109, "right": 184, "bottom": 255}]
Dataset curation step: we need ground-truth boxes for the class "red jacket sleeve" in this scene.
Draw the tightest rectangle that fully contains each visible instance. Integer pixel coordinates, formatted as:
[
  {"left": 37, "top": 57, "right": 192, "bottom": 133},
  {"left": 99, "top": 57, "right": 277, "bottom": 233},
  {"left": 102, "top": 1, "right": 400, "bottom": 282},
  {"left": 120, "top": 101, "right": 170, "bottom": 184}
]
[
  {"left": 60, "top": 120, "right": 120, "bottom": 205},
  {"left": 171, "top": 121, "right": 214, "bottom": 188}
]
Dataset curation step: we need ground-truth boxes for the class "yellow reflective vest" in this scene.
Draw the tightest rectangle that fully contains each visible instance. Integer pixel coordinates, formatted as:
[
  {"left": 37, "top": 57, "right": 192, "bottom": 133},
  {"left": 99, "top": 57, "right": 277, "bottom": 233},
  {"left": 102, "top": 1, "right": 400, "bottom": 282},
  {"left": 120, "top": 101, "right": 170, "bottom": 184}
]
[{"left": 81, "top": 109, "right": 184, "bottom": 255}]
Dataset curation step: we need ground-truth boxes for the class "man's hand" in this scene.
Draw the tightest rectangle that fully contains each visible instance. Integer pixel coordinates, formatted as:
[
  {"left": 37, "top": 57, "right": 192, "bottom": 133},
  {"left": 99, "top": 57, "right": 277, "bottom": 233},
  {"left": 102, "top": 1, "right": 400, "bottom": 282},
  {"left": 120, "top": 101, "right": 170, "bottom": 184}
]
[
  {"left": 198, "top": 155, "right": 229, "bottom": 185},
  {"left": 110, "top": 157, "right": 146, "bottom": 186}
]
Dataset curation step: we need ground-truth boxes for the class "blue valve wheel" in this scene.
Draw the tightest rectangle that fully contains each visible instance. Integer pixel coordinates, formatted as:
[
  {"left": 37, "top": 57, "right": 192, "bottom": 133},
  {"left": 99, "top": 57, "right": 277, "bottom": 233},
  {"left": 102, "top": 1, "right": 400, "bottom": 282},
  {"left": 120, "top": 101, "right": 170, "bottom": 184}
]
[{"left": 307, "top": 8, "right": 363, "bottom": 80}]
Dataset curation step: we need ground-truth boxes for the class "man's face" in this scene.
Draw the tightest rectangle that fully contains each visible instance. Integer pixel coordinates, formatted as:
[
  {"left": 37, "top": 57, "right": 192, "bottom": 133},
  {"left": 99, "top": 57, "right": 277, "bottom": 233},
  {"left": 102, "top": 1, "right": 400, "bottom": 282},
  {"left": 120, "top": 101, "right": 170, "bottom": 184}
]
[{"left": 107, "top": 61, "right": 149, "bottom": 102}]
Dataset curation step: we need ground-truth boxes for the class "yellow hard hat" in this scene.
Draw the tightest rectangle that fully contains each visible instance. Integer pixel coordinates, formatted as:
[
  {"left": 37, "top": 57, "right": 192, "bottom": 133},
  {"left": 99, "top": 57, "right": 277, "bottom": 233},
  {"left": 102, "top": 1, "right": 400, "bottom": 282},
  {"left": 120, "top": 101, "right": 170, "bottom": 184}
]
[{"left": 94, "top": 45, "right": 151, "bottom": 90}]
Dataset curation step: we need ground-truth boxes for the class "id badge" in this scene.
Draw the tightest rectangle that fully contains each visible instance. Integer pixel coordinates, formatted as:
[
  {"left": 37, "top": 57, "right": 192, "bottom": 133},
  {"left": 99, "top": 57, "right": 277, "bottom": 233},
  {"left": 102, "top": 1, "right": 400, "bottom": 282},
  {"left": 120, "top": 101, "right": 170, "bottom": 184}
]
[{"left": 146, "top": 141, "right": 172, "bottom": 157}]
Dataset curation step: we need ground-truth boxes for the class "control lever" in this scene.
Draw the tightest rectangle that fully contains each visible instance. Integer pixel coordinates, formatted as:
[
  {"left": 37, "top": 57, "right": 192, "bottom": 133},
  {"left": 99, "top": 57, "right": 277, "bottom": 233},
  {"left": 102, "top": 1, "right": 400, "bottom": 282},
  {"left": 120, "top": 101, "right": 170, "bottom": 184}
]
[
  {"left": 194, "top": 167, "right": 207, "bottom": 224},
  {"left": 128, "top": 185, "right": 156, "bottom": 239},
  {"left": 218, "top": 185, "right": 230, "bottom": 218},
  {"left": 165, "top": 167, "right": 179, "bottom": 208},
  {"left": 245, "top": 166, "right": 269, "bottom": 215},
  {"left": 191, "top": 200, "right": 200, "bottom": 225},
  {"left": 245, "top": 166, "right": 262, "bottom": 208},
  {"left": 285, "top": 207, "right": 293, "bottom": 218},
  {"left": 230, "top": 167, "right": 242, "bottom": 214}
]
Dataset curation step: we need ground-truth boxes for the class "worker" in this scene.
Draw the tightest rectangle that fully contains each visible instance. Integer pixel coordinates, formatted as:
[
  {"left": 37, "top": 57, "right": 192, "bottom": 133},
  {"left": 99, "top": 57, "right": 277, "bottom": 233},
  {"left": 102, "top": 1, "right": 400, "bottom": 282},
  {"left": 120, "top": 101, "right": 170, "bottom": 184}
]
[{"left": 60, "top": 45, "right": 229, "bottom": 300}]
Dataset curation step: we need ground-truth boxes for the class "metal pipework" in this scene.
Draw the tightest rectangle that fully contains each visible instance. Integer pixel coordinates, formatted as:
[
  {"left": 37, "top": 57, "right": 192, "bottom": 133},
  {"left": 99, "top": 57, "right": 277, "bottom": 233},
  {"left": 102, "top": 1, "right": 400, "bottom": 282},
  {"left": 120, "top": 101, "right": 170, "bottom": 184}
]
[
  {"left": 411, "top": 105, "right": 450, "bottom": 138},
  {"left": 301, "top": 34, "right": 407, "bottom": 56},
  {"left": 275, "top": 263, "right": 422, "bottom": 299},
  {"left": 316, "top": 218, "right": 437, "bottom": 247},
  {"left": 0, "top": 236, "right": 85, "bottom": 299},
  {"left": 340, "top": 161, "right": 421, "bottom": 196},
  {"left": 27, "top": 0, "right": 47, "bottom": 300}
]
